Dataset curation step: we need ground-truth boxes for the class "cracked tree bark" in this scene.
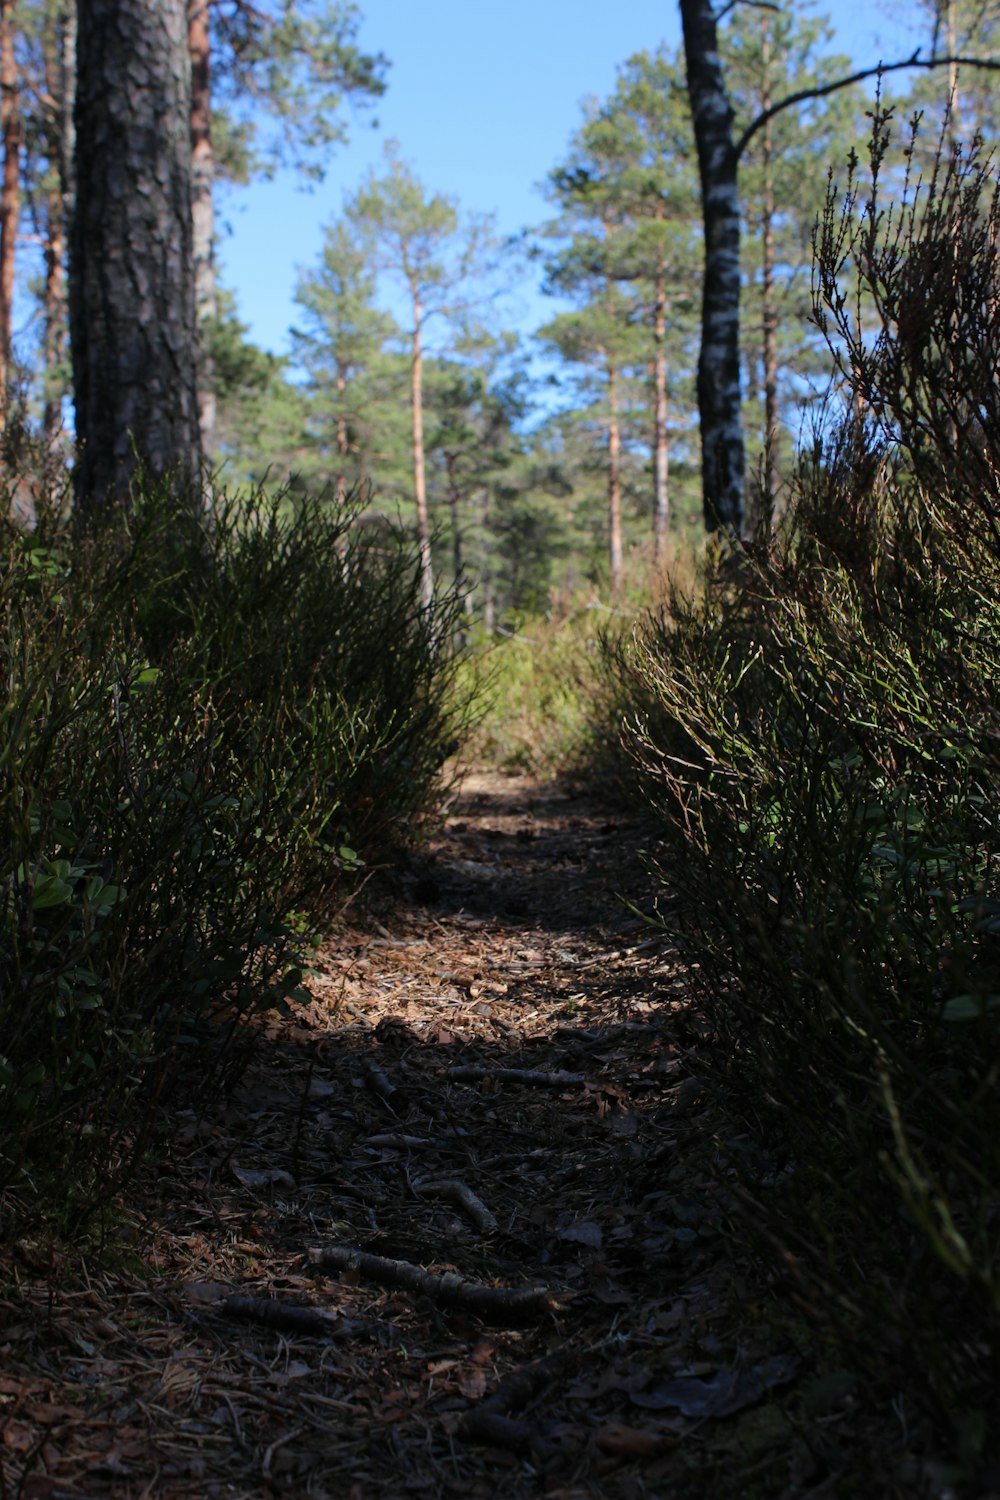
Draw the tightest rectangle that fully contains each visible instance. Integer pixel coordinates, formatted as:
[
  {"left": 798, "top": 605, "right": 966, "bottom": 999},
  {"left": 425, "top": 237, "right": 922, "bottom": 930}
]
[{"left": 71, "top": 0, "right": 201, "bottom": 519}]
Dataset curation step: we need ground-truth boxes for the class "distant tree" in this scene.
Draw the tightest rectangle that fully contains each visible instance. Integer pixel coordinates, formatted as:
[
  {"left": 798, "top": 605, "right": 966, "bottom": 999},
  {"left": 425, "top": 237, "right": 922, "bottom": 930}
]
[
  {"left": 723, "top": 4, "right": 860, "bottom": 516},
  {"left": 0, "top": 0, "right": 21, "bottom": 427},
  {"left": 190, "top": 0, "right": 386, "bottom": 457},
  {"left": 347, "top": 142, "right": 495, "bottom": 607},
  {"left": 71, "top": 0, "right": 200, "bottom": 515},
  {"left": 291, "top": 218, "right": 397, "bottom": 502}
]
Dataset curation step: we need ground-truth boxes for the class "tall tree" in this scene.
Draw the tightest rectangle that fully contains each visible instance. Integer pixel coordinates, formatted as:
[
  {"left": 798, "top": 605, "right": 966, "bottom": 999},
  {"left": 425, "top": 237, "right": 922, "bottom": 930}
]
[
  {"left": 71, "top": 0, "right": 200, "bottom": 515},
  {"left": 0, "top": 0, "right": 20, "bottom": 428},
  {"left": 189, "top": 0, "right": 386, "bottom": 458},
  {"left": 291, "top": 218, "right": 397, "bottom": 502},
  {"left": 347, "top": 142, "right": 493, "bottom": 608},
  {"left": 723, "top": 4, "right": 860, "bottom": 517},
  {"left": 679, "top": 0, "right": 744, "bottom": 537}
]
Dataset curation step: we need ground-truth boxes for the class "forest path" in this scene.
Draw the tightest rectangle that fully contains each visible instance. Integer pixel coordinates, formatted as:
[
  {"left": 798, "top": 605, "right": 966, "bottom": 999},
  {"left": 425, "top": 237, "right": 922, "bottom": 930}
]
[{"left": 1, "top": 770, "right": 804, "bottom": 1499}]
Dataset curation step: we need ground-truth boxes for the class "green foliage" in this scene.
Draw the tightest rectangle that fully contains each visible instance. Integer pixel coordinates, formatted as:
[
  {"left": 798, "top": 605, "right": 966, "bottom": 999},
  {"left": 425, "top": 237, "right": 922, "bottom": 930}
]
[
  {"left": 607, "top": 120, "right": 1000, "bottom": 1459},
  {"left": 0, "top": 481, "right": 469, "bottom": 1229}
]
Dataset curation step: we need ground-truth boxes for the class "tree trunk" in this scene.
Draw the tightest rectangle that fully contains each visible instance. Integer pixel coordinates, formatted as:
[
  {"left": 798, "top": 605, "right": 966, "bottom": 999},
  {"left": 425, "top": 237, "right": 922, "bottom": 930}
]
[
  {"left": 71, "top": 0, "right": 201, "bottom": 518},
  {"left": 42, "top": 1, "right": 75, "bottom": 444},
  {"left": 608, "top": 359, "right": 623, "bottom": 592},
  {"left": 409, "top": 281, "right": 434, "bottom": 608},
  {"left": 444, "top": 451, "right": 469, "bottom": 646},
  {"left": 760, "top": 21, "right": 780, "bottom": 521},
  {"left": 652, "top": 266, "right": 670, "bottom": 561},
  {"left": 481, "top": 484, "right": 494, "bottom": 634},
  {"left": 680, "top": 0, "right": 744, "bottom": 537},
  {"left": 189, "top": 0, "right": 215, "bottom": 457},
  {"left": 0, "top": 0, "right": 20, "bottom": 431},
  {"left": 334, "top": 358, "right": 348, "bottom": 505}
]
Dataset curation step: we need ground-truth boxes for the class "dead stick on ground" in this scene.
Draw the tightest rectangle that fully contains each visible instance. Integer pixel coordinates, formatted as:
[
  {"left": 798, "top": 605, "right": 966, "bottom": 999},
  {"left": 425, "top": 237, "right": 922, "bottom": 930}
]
[
  {"left": 306, "top": 1245, "right": 553, "bottom": 1323},
  {"left": 216, "top": 1296, "right": 348, "bottom": 1338},
  {"left": 364, "top": 1059, "right": 399, "bottom": 1104},
  {"left": 457, "top": 1350, "right": 572, "bottom": 1456},
  {"left": 446, "top": 1065, "right": 586, "bottom": 1088},
  {"left": 412, "top": 1178, "right": 498, "bottom": 1234}
]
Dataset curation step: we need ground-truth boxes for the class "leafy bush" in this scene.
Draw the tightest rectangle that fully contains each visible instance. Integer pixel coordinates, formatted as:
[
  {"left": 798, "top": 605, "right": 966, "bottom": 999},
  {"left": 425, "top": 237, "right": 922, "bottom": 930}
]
[
  {"left": 0, "top": 484, "right": 469, "bottom": 1228},
  {"left": 610, "top": 117, "right": 1000, "bottom": 1467}
]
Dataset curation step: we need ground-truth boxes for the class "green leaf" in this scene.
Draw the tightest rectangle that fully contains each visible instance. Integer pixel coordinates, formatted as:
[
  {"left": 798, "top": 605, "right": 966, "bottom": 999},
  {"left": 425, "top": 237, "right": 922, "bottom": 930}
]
[
  {"left": 31, "top": 874, "right": 74, "bottom": 910},
  {"left": 941, "top": 994, "right": 1000, "bottom": 1022}
]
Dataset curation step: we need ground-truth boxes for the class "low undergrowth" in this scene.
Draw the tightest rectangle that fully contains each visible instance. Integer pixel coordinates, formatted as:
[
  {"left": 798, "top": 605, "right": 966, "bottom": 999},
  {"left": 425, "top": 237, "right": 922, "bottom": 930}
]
[
  {"left": 0, "top": 483, "right": 469, "bottom": 1231},
  {"left": 605, "top": 119, "right": 1000, "bottom": 1481}
]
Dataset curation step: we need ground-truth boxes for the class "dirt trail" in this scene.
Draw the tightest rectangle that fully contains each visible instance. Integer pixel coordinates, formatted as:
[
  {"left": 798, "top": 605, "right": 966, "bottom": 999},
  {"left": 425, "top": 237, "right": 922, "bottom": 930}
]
[{"left": 0, "top": 770, "right": 808, "bottom": 1500}]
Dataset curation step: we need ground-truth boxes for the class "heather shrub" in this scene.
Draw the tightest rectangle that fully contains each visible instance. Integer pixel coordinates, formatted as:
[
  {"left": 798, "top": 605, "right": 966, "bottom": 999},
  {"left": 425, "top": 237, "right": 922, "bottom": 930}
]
[
  {"left": 0, "top": 484, "right": 469, "bottom": 1228},
  {"left": 611, "top": 118, "right": 1000, "bottom": 1466}
]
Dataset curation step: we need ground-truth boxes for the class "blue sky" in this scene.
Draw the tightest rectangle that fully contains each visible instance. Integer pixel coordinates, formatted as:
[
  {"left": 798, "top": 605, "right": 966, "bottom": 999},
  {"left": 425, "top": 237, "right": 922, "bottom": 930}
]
[{"left": 217, "top": 0, "right": 923, "bottom": 360}]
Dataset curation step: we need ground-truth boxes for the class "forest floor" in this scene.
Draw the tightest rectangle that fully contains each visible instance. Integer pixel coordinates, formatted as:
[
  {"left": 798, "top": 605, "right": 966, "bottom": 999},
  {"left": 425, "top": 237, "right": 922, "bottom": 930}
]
[{"left": 0, "top": 770, "right": 879, "bottom": 1499}]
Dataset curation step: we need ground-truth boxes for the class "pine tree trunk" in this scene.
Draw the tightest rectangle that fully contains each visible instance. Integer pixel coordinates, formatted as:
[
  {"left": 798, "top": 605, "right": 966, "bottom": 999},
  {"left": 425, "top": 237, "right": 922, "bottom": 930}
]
[
  {"left": 409, "top": 282, "right": 434, "bottom": 608},
  {"left": 42, "top": 2, "right": 74, "bottom": 443},
  {"left": 680, "top": 0, "right": 744, "bottom": 536},
  {"left": 335, "top": 360, "right": 348, "bottom": 506},
  {"left": 189, "top": 0, "right": 215, "bottom": 457},
  {"left": 608, "top": 359, "right": 623, "bottom": 592},
  {"left": 653, "top": 267, "right": 670, "bottom": 560},
  {"left": 445, "top": 452, "right": 468, "bottom": 646},
  {"left": 481, "top": 484, "right": 494, "bottom": 634},
  {"left": 71, "top": 0, "right": 201, "bottom": 517},
  {"left": 760, "top": 23, "right": 780, "bottom": 519},
  {"left": 0, "top": 0, "right": 20, "bottom": 431}
]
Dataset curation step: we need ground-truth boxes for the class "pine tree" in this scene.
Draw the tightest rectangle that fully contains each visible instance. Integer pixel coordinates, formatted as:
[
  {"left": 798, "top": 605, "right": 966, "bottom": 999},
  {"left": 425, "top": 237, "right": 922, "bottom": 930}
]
[{"left": 71, "top": 0, "right": 200, "bottom": 515}]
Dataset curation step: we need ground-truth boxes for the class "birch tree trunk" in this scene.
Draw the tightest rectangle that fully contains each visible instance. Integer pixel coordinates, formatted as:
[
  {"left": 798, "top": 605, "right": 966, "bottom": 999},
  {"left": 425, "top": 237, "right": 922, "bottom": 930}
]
[
  {"left": 71, "top": 0, "right": 201, "bottom": 517},
  {"left": 680, "top": 0, "right": 744, "bottom": 536},
  {"left": 0, "top": 0, "right": 20, "bottom": 432},
  {"left": 409, "top": 280, "right": 434, "bottom": 608},
  {"left": 189, "top": 0, "right": 215, "bottom": 457}
]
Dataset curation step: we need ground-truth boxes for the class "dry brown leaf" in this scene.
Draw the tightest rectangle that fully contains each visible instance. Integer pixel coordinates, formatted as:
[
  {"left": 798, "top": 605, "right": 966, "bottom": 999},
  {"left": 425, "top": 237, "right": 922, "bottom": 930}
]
[
  {"left": 593, "top": 1422, "right": 666, "bottom": 1458},
  {"left": 458, "top": 1367, "right": 488, "bottom": 1400}
]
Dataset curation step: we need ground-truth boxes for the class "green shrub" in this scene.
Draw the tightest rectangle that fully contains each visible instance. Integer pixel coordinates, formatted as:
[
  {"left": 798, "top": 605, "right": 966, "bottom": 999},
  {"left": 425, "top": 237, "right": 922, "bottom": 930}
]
[
  {"left": 0, "top": 483, "right": 469, "bottom": 1229},
  {"left": 610, "top": 118, "right": 1000, "bottom": 1462}
]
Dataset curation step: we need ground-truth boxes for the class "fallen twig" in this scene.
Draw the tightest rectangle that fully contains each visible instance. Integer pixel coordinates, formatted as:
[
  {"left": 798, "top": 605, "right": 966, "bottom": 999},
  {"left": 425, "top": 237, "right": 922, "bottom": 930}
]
[
  {"left": 457, "top": 1350, "right": 572, "bottom": 1457},
  {"left": 412, "top": 1178, "right": 498, "bottom": 1234},
  {"left": 364, "top": 1133, "right": 429, "bottom": 1149},
  {"left": 216, "top": 1296, "right": 347, "bottom": 1338},
  {"left": 446, "top": 1065, "right": 586, "bottom": 1088},
  {"left": 306, "top": 1245, "right": 553, "bottom": 1323},
  {"left": 364, "top": 1059, "right": 399, "bottom": 1103}
]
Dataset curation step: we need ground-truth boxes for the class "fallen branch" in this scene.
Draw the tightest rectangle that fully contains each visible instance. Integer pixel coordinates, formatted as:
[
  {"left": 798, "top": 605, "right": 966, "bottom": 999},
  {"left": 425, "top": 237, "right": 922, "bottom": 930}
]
[
  {"left": 306, "top": 1245, "right": 553, "bottom": 1323},
  {"left": 364, "top": 1059, "right": 399, "bottom": 1103},
  {"left": 216, "top": 1296, "right": 346, "bottom": 1338},
  {"left": 364, "top": 1133, "right": 429, "bottom": 1149},
  {"left": 457, "top": 1351, "right": 572, "bottom": 1457},
  {"left": 457, "top": 1409, "right": 554, "bottom": 1459},
  {"left": 446, "top": 1065, "right": 586, "bottom": 1089},
  {"left": 412, "top": 1178, "right": 498, "bottom": 1234}
]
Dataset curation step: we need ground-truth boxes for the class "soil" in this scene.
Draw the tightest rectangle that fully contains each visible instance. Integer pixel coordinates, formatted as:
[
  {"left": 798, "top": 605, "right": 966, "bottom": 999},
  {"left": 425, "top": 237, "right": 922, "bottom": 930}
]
[{"left": 0, "top": 770, "right": 866, "bottom": 1499}]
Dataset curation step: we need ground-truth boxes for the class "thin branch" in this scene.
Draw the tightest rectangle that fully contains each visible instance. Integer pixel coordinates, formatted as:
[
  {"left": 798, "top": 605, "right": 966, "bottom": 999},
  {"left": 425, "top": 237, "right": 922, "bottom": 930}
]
[{"left": 736, "top": 52, "right": 1000, "bottom": 159}]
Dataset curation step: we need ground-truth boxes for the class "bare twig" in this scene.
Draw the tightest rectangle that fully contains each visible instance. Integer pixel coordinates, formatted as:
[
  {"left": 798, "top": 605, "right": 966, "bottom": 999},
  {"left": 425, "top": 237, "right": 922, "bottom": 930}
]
[
  {"left": 736, "top": 52, "right": 1000, "bottom": 159},
  {"left": 412, "top": 1178, "right": 498, "bottom": 1233},
  {"left": 216, "top": 1296, "right": 347, "bottom": 1338},
  {"left": 446, "top": 1065, "right": 586, "bottom": 1088},
  {"left": 364, "top": 1059, "right": 399, "bottom": 1103},
  {"left": 306, "top": 1244, "right": 554, "bottom": 1323}
]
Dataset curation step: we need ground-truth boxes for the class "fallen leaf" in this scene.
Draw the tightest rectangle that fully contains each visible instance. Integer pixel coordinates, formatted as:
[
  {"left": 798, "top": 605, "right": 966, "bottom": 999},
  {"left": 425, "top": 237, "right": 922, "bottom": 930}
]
[
  {"left": 231, "top": 1165, "right": 296, "bottom": 1191},
  {"left": 594, "top": 1422, "right": 666, "bottom": 1458},
  {"left": 558, "top": 1220, "right": 603, "bottom": 1249},
  {"left": 181, "top": 1280, "right": 231, "bottom": 1305},
  {"left": 458, "top": 1367, "right": 487, "bottom": 1400},
  {"left": 631, "top": 1355, "right": 798, "bottom": 1418}
]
